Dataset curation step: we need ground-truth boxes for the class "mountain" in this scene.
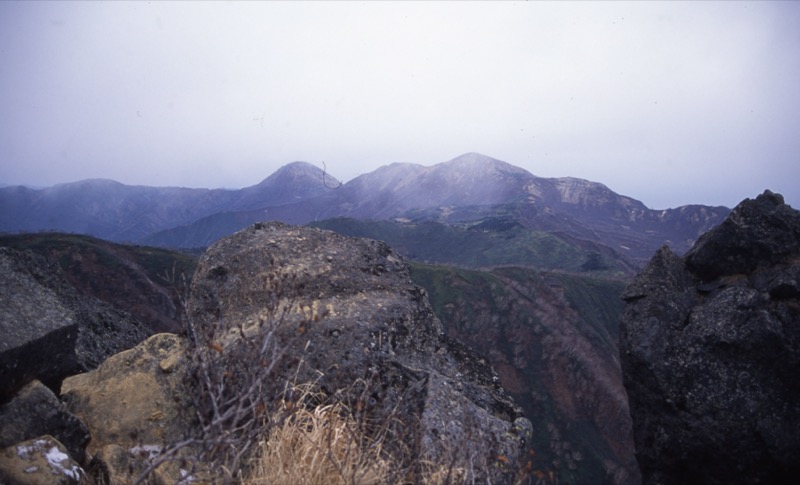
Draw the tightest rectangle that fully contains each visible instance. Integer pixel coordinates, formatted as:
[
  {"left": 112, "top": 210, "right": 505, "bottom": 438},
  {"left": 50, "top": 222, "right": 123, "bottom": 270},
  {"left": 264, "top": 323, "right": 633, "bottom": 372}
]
[
  {"left": 145, "top": 153, "right": 727, "bottom": 266},
  {"left": 2, "top": 224, "right": 534, "bottom": 484},
  {"left": 0, "top": 227, "right": 636, "bottom": 483},
  {"left": 229, "top": 161, "right": 339, "bottom": 211},
  {"left": 1, "top": 153, "right": 727, "bottom": 267},
  {"left": 312, "top": 153, "right": 536, "bottom": 219},
  {"left": 0, "top": 162, "right": 333, "bottom": 242}
]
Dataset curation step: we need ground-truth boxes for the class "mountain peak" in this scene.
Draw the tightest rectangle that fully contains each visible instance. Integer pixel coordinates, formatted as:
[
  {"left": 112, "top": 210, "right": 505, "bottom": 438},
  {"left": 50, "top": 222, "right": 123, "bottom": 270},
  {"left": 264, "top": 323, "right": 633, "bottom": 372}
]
[
  {"left": 440, "top": 152, "right": 533, "bottom": 178},
  {"left": 256, "top": 161, "right": 333, "bottom": 186},
  {"left": 447, "top": 152, "right": 496, "bottom": 163},
  {"left": 54, "top": 178, "right": 125, "bottom": 189},
  {"left": 234, "top": 162, "right": 336, "bottom": 211},
  {"left": 445, "top": 152, "right": 515, "bottom": 167}
]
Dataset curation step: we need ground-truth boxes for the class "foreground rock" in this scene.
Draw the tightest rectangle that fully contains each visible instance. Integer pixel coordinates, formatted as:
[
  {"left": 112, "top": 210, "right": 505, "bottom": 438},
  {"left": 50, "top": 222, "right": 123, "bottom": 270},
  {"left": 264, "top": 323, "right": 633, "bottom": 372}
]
[
  {"left": 60, "top": 333, "right": 191, "bottom": 484},
  {"left": 0, "top": 435, "right": 85, "bottom": 485},
  {"left": 56, "top": 223, "right": 531, "bottom": 483},
  {"left": 0, "top": 380, "right": 90, "bottom": 465},
  {"left": 187, "top": 221, "right": 532, "bottom": 483},
  {"left": 620, "top": 191, "right": 800, "bottom": 484}
]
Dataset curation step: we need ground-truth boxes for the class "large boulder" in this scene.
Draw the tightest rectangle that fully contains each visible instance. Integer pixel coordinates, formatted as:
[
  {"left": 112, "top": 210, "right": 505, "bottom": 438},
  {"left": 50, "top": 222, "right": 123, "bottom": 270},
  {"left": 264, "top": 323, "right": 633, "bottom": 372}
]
[
  {"left": 0, "top": 248, "right": 150, "bottom": 402},
  {"left": 620, "top": 191, "right": 800, "bottom": 484},
  {"left": 60, "top": 333, "right": 192, "bottom": 485},
  {"left": 186, "top": 221, "right": 532, "bottom": 483}
]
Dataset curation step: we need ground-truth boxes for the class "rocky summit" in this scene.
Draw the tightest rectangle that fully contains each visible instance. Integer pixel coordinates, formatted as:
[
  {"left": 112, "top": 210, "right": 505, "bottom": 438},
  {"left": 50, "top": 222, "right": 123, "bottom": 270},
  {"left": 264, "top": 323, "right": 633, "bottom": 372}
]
[
  {"left": 619, "top": 191, "right": 800, "bottom": 484},
  {"left": 186, "top": 221, "right": 532, "bottom": 483}
]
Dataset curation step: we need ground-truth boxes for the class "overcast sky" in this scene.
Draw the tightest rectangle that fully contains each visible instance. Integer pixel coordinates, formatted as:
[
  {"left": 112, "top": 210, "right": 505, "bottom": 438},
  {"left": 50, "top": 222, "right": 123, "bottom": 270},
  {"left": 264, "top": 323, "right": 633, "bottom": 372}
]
[{"left": 1, "top": 1, "right": 798, "bottom": 209}]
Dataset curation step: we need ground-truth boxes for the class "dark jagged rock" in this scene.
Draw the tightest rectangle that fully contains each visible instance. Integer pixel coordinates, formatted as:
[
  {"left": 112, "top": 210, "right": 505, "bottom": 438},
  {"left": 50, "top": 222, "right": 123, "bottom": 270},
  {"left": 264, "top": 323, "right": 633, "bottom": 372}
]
[
  {"left": 685, "top": 190, "right": 800, "bottom": 280},
  {"left": 0, "top": 247, "right": 150, "bottom": 401},
  {"left": 0, "top": 380, "right": 90, "bottom": 465},
  {"left": 620, "top": 191, "right": 800, "bottom": 484},
  {"left": 187, "top": 221, "right": 532, "bottom": 483}
]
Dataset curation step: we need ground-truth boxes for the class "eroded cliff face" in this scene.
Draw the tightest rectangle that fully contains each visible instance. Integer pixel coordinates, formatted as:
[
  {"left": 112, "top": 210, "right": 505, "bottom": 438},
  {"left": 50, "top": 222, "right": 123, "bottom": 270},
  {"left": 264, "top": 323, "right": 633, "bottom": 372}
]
[{"left": 620, "top": 191, "right": 800, "bottom": 484}]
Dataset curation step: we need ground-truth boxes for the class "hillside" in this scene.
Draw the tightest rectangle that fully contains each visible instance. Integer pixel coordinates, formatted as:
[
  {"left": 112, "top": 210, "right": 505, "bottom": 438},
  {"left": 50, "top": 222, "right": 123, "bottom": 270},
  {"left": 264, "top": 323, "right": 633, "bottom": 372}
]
[
  {"left": 411, "top": 262, "right": 638, "bottom": 483},
  {"left": 310, "top": 216, "right": 637, "bottom": 276},
  {"left": 0, "top": 233, "right": 196, "bottom": 333}
]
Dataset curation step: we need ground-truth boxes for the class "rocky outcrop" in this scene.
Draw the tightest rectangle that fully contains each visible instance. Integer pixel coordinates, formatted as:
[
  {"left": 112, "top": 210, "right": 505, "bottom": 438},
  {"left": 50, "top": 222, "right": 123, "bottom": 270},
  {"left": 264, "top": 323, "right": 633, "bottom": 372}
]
[
  {"left": 684, "top": 190, "right": 800, "bottom": 280},
  {"left": 186, "top": 221, "right": 532, "bottom": 483},
  {"left": 0, "top": 232, "right": 198, "bottom": 334},
  {"left": 0, "top": 248, "right": 150, "bottom": 401},
  {"left": 50, "top": 223, "right": 531, "bottom": 483},
  {"left": 620, "top": 191, "right": 800, "bottom": 484}
]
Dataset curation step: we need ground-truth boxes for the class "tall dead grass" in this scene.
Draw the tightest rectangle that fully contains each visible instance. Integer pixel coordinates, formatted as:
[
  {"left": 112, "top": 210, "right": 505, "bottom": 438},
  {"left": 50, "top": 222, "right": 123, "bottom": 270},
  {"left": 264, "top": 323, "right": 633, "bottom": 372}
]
[
  {"left": 245, "top": 402, "right": 389, "bottom": 485},
  {"left": 243, "top": 389, "right": 467, "bottom": 485}
]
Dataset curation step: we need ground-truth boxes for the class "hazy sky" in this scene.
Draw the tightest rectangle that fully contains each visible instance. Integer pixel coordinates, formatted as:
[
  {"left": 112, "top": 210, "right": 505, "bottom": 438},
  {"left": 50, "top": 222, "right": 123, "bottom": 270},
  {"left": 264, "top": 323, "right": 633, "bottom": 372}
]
[{"left": 1, "top": 1, "right": 798, "bottom": 209}]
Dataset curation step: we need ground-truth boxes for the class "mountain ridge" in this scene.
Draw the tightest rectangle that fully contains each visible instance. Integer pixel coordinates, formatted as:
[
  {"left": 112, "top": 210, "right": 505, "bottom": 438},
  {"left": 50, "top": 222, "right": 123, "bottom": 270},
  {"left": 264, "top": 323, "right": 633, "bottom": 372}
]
[{"left": 1, "top": 153, "right": 729, "bottom": 267}]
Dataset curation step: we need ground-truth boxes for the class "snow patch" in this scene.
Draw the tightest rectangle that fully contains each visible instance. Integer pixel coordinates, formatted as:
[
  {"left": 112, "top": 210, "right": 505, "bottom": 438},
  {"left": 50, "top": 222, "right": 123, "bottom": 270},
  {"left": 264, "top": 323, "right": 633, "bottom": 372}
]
[
  {"left": 15, "top": 438, "right": 84, "bottom": 481},
  {"left": 130, "top": 444, "right": 163, "bottom": 461},
  {"left": 179, "top": 468, "right": 197, "bottom": 484}
]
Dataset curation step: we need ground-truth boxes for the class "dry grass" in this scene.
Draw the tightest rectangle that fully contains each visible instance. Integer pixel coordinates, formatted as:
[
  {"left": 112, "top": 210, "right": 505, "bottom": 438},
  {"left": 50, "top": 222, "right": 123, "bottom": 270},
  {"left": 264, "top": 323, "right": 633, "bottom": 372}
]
[
  {"left": 244, "top": 402, "right": 390, "bottom": 485},
  {"left": 243, "top": 392, "right": 467, "bottom": 485}
]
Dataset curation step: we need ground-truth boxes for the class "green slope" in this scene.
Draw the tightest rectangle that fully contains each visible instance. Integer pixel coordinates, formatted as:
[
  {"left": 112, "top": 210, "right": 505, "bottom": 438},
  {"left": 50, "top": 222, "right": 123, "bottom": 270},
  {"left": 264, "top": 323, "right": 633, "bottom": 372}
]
[{"left": 310, "top": 217, "right": 633, "bottom": 275}]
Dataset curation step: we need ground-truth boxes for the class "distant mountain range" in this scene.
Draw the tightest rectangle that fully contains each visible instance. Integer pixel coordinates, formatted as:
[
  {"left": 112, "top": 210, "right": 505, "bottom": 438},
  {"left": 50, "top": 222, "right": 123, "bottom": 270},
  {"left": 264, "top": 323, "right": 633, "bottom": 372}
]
[{"left": 0, "top": 152, "right": 729, "bottom": 269}]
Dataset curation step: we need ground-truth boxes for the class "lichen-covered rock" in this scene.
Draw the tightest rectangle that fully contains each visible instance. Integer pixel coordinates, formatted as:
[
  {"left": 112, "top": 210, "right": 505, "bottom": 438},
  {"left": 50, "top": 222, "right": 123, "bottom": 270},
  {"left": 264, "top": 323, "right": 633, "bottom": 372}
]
[
  {"left": 620, "top": 191, "right": 800, "bottom": 484},
  {"left": 60, "top": 333, "right": 193, "bottom": 484},
  {"left": 0, "top": 380, "right": 90, "bottom": 465},
  {"left": 186, "top": 221, "right": 532, "bottom": 483},
  {"left": 0, "top": 435, "right": 85, "bottom": 485}
]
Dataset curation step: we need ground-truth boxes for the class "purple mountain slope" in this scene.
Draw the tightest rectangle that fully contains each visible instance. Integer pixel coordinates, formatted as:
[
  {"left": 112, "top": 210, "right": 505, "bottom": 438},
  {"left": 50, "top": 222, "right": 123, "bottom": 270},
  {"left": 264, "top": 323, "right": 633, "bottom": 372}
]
[{"left": 1, "top": 153, "right": 728, "bottom": 264}]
